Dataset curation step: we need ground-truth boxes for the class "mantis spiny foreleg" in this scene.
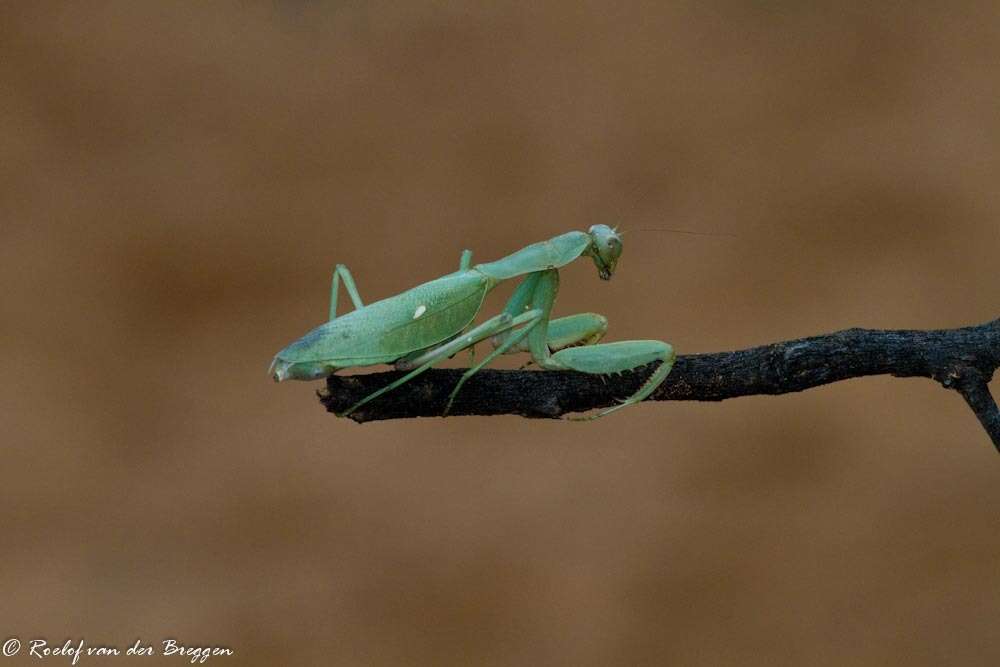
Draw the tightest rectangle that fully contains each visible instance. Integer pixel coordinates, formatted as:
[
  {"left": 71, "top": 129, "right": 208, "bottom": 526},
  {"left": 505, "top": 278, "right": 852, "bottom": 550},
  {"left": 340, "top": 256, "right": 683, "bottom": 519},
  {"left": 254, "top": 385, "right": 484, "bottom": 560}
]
[
  {"left": 551, "top": 341, "right": 675, "bottom": 420},
  {"left": 515, "top": 268, "right": 675, "bottom": 420},
  {"left": 491, "top": 271, "right": 607, "bottom": 364}
]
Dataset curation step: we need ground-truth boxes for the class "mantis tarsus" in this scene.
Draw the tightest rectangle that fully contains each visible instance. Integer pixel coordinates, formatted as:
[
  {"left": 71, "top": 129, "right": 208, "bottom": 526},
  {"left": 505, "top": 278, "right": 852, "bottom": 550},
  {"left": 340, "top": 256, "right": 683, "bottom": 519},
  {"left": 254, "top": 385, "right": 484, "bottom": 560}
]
[{"left": 269, "top": 225, "right": 675, "bottom": 420}]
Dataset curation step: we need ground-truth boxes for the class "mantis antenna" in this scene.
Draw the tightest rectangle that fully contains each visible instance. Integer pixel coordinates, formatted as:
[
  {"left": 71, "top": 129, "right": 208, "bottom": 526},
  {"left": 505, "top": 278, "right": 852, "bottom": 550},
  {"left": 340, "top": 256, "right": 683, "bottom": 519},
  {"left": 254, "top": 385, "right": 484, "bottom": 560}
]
[{"left": 635, "top": 227, "right": 737, "bottom": 238}]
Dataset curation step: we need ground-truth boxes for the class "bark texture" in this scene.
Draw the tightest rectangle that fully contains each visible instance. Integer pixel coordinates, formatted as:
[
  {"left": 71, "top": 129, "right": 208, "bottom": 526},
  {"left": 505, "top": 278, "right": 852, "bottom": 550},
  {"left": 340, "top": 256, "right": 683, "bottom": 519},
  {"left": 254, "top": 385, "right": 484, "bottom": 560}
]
[{"left": 319, "top": 318, "right": 1000, "bottom": 451}]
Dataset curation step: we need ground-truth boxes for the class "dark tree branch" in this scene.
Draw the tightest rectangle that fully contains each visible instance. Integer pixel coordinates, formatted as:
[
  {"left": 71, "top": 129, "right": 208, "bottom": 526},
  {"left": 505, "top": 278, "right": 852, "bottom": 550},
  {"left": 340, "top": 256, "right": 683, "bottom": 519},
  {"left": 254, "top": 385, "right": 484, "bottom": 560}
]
[
  {"left": 954, "top": 376, "right": 1000, "bottom": 451},
  {"left": 319, "top": 318, "right": 1000, "bottom": 451}
]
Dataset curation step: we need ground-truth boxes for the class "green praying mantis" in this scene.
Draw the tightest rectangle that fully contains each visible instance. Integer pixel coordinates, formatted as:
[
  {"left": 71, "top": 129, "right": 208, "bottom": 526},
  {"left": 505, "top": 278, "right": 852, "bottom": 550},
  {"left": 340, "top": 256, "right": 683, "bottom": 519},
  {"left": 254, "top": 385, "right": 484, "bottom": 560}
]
[{"left": 268, "top": 225, "right": 675, "bottom": 420}]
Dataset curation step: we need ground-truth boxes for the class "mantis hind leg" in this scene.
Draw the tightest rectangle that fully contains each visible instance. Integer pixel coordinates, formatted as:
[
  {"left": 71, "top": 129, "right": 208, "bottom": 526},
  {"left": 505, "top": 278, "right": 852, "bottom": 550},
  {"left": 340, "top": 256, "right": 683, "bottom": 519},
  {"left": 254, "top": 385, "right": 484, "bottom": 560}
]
[
  {"left": 329, "top": 264, "right": 364, "bottom": 320},
  {"left": 339, "top": 309, "right": 542, "bottom": 418},
  {"left": 549, "top": 341, "right": 675, "bottom": 420},
  {"left": 443, "top": 308, "right": 545, "bottom": 415},
  {"left": 458, "top": 249, "right": 473, "bottom": 271}
]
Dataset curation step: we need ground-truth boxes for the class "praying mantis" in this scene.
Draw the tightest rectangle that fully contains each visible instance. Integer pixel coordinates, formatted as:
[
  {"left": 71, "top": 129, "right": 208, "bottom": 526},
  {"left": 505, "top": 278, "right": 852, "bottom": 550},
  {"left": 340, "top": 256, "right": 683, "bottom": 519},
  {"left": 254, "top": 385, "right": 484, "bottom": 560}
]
[{"left": 268, "top": 225, "right": 675, "bottom": 420}]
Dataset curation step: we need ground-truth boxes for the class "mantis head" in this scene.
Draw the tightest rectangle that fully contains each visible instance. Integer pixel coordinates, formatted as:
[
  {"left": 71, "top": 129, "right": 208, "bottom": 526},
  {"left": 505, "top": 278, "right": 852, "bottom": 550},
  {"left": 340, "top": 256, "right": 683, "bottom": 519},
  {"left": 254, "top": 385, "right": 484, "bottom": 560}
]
[{"left": 587, "top": 224, "right": 623, "bottom": 280}]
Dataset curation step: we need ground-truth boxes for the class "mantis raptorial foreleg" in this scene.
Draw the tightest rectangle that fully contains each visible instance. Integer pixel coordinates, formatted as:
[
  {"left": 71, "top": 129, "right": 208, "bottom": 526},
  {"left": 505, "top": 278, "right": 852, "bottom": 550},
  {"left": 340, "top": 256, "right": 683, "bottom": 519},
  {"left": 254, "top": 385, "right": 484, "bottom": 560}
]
[
  {"left": 487, "top": 273, "right": 605, "bottom": 364},
  {"left": 489, "top": 272, "right": 542, "bottom": 351},
  {"left": 339, "top": 308, "right": 542, "bottom": 418},
  {"left": 510, "top": 313, "right": 608, "bottom": 353},
  {"left": 509, "top": 268, "right": 674, "bottom": 419},
  {"left": 329, "top": 264, "right": 364, "bottom": 321},
  {"left": 551, "top": 341, "right": 675, "bottom": 420},
  {"left": 491, "top": 270, "right": 605, "bottom": 354},
  {"left": 503, "top": 313, "right": 608, "bottom": 369}
]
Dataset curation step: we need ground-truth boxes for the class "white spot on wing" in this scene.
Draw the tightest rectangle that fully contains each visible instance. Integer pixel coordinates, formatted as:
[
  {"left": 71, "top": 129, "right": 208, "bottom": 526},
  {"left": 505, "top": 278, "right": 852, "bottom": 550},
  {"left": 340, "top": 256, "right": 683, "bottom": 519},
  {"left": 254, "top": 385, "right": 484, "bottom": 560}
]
[{"left": 413, "top": 305, "right": 427, "bottom": 319}]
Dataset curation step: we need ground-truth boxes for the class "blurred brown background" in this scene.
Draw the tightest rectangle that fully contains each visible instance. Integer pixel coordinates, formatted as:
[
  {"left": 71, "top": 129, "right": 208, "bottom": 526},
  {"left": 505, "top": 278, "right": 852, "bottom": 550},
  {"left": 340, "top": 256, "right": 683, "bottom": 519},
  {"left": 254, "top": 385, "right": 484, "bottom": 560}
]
[{"left": 2, "top": 2, "right": 999, "bottom": 665}]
